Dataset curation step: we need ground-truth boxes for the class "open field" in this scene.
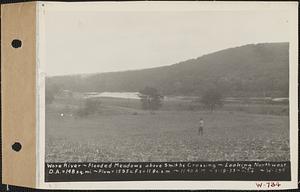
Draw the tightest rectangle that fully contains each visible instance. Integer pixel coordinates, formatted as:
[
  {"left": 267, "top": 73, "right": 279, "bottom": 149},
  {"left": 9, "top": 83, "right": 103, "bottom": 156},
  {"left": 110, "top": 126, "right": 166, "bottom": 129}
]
[{"left": 45, "top": 97, "right": 289, "bottom": 162}]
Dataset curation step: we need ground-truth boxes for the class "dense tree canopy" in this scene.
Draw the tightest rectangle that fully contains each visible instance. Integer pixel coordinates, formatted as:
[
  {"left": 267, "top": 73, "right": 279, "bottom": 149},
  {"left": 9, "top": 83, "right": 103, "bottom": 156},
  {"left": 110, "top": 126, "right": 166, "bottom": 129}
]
[{"left": 46, "top": 43, "right": 289, "bottom": 98}]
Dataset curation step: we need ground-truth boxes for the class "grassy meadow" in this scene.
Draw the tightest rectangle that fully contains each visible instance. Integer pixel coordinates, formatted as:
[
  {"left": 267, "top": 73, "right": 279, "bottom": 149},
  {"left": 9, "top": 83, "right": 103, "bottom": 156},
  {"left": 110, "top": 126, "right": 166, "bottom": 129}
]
[{"left": 45, "top": 96, "right": 289, "bottom": 162}]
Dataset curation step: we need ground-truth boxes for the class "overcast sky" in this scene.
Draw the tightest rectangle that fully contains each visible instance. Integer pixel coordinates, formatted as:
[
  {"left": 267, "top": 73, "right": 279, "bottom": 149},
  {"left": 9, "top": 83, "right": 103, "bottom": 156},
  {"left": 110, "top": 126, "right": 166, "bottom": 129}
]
[{"left": 44, "top": 4, "right": 292, "bottom": 76}]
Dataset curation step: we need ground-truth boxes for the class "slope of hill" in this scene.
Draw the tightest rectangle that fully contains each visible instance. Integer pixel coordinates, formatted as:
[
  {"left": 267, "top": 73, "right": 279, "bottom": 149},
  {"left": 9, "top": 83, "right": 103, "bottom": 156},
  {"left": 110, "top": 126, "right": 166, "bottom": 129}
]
[{"left": 47, "top": 42, "right": 289, "bottom": 97}]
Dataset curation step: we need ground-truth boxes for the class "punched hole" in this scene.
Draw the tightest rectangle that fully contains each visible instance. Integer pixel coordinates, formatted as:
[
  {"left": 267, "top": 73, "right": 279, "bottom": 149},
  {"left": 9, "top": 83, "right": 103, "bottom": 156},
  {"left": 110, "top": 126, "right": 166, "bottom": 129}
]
[
  {"left": 12, "top": 142, "right": 22, "bottom": 152},
  {"left": 11, "top": 39, "right": 22, "bottom": 48}
]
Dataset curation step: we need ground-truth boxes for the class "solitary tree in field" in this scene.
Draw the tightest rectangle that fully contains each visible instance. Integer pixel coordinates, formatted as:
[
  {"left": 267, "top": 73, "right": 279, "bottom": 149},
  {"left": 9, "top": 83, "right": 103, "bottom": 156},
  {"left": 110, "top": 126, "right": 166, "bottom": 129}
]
[
  {"left": 138, "top": 87, "right": 163, "bottom": 111},
  {"left": 201, "top": 87, "right": 223, "bottom": 111}
]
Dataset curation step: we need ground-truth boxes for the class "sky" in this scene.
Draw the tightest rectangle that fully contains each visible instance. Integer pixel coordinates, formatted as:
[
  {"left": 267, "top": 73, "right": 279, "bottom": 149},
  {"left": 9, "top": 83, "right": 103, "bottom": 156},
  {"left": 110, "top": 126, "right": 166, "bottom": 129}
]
[{"left": 43, "top": 3, "right": 292, "bottom": 76}]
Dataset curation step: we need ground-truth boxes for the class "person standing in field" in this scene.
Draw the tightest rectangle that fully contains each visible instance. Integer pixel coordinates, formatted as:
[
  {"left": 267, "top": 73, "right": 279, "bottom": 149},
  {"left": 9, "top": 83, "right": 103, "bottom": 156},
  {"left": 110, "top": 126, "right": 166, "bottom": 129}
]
[{"left": 198, "top": 118, "right": 204, "bottom": 136}]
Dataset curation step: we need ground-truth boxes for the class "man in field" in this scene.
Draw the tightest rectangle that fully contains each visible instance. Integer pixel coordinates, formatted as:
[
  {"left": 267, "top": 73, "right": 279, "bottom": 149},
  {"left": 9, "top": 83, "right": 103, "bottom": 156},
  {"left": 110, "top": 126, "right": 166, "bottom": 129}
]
[{"left": 198, "top": 118, "right": 204, "bottom": 136}]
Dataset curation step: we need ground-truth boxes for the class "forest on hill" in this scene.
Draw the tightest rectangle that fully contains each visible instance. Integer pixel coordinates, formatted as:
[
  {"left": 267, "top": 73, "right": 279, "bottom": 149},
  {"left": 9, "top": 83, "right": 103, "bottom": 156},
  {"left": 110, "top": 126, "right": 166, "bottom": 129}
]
[{"left": 47, "top": 42, "right": 289, "bottom": 98}]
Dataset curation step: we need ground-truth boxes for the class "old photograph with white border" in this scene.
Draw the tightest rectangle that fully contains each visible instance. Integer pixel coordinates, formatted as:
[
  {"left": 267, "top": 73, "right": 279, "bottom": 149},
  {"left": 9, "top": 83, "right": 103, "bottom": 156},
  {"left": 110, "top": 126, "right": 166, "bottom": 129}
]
[{"left": 36, "top": 1, "right": 298, "bottom": 190}]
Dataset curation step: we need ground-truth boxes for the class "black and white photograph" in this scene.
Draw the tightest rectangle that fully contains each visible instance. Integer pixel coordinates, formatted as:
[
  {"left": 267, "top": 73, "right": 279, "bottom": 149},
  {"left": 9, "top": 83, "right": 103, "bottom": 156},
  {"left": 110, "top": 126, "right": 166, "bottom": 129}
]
[{"left": 40, "top": 2, "right": 297, "bottom": 187}]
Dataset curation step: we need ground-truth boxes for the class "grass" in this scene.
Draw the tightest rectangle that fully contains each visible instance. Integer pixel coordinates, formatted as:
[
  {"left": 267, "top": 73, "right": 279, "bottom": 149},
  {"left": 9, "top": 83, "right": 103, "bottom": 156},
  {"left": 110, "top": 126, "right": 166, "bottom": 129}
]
[{"left": 45, "top": 98, "right": 289, "bottom": 162}]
